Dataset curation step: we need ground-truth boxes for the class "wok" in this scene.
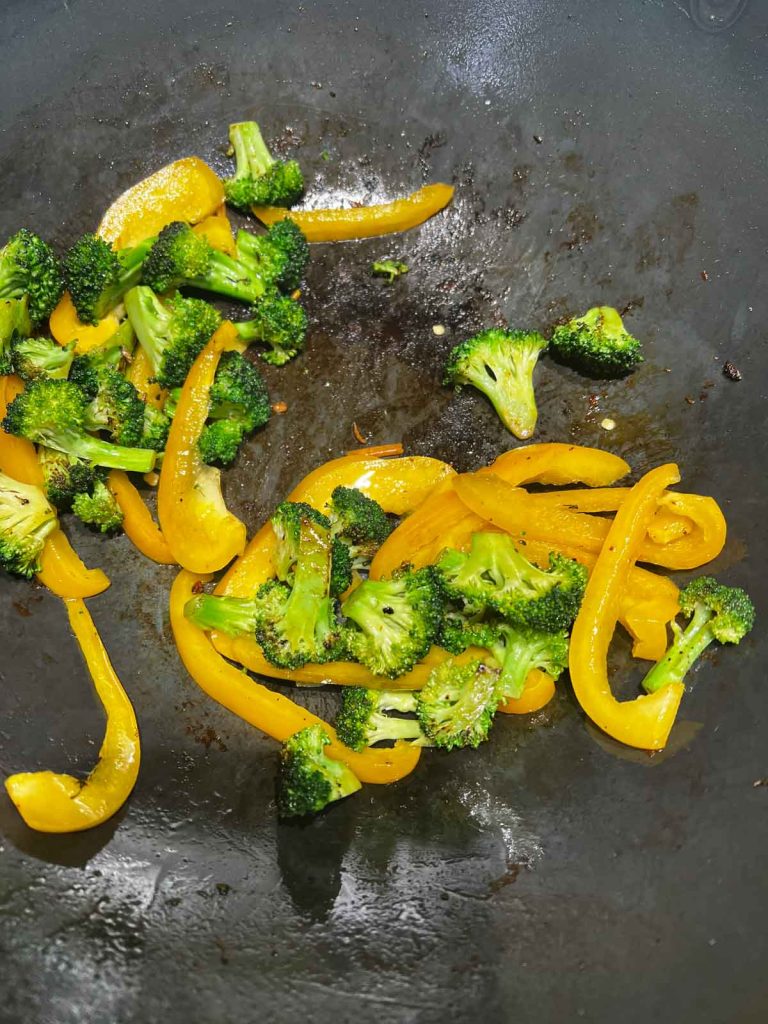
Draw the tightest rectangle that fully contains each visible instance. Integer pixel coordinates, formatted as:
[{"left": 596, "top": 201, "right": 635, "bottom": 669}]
[{"left": 0, "top": 1, "right": 767, "bottom": 1021}]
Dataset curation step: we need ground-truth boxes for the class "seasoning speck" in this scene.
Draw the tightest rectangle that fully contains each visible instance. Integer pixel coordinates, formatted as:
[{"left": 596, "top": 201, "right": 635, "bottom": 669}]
[
  {"left": 352, "top": 421, "right": 368, "bottom": 445},
  {"left": 685, "top": 396, "right": 695, "bottom": 405},
  {"left": 700, "top": 270, "right": 709, "bottom": 282},
  {"left": 722, "top": 361, "right": 742, "bottom": 381},
  {"left": 432, "top": 324, "right": 446, "bottom": 336},
  {"left": 533, "top": 134, "right": 543, "bottom": 144},
  {"left": 271, "top": 401, "right": 288, "bottom": 414},
  {"left": 600, "top": 417, "right": 616, "bottom": 431},
  {"left": 753, "top": 778, "right": 768, "bottom": 788}
]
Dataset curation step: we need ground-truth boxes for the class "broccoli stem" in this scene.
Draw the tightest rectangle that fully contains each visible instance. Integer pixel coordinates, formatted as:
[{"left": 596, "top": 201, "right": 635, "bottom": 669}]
[
  {"left": 189, "top": 251, "right": 267, "bottom": 304},
  {"left": 366, "top": 710, "right": 424, "bottom": 746},
  {"left": 40, "top": 427, "right": 156, "bottom": 473},
  {"left": 185, "top": 594, "right": 260, "bottom": 637},
  {"left": 282, "top": 522, "right": 333, "bottom": 650},
  {"left": 231, "top": 122, "right": 274, "bottom": 178},
  {"left": 642, "top": 605, "right": 714, "bottom": 693}
]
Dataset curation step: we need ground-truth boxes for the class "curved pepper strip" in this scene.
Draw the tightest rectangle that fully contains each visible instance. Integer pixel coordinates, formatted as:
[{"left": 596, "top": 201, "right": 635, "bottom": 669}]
[
  {"left": 253, "top": 183, "right": 455, "bottom": 243},
  {"left": 498, "top": 669, "right": 556, "bottom": 715},
  {"left": 107, "top": 471, "right": 175, "bottom": 565},
  {"left": 192, "top": 204, "right": 236, "bottom": 256},
  {"left": 126, "top": 347, "right": 166, "bottom": 410},
  {"left": 0, "top": 377, "right": 109, "bottom": 598},
  {"left": 485, "top": 443, "right": 631, "bottom": 488},
  {"left": 157, "top": 323, "right": 246, "bottom": 573},
  {"left": 569, "top": 464, "right": 685, "bottom": 750},
  {"left": 49, "top": 293, "right": 121, "bottom": 354},
  {"left": 171, "top": 570, "right": 421, "bottom": 784},
  {"left": 5, "top": 598, "right": 140, "bottom": 832}
]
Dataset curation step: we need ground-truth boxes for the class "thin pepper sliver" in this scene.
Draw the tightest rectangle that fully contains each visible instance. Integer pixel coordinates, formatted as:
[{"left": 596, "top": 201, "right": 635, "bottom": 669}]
[
  {"left": 5, "top": 598, "right": 140, "bottom": 832},
  {"left": 107, "top": 470, "right": 176, "bottom": 565}
]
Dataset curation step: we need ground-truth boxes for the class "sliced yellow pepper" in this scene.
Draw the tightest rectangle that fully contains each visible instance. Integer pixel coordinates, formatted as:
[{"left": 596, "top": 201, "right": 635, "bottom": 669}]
[
  {"left": 569, "top": 464, "right": 685, "bottom": 750},
  {"left": 5, "top": 598, "right": 140, "bottom": 832},
  {"left": 485, "top": 442, "right": 631, "bottom": 488},
  {"left": 498, "top": 669, "right": 556, "bottom": 715},
  {"left": 126, "top": 347, "right": 167, "bottom": 409},
  {"left": 98, "top": 156, "right": 224, "bottom": 250},
  {"left": 157, "top": 322, "right": 246, "bottom": 573},
  {"left": 107, "top": 471, "right": 175, "bottom": 565},
  {"left": 253, "top": 183, "right": 454, "bottom": 242},
  {"left": 49, "top": 293, "right": 121, "bottom": 354},
  {"left": 171, "top": 570, "right": 421, "bottom": 784},
  {"left": 192, "top": 204, "right": 237, "bottom": 256}
]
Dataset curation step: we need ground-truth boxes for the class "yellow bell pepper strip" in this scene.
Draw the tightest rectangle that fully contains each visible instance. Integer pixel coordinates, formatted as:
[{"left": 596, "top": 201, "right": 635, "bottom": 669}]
[
  {"left": 157, "top": 322, "right": 246, "bottom": 572},
  {"left": 192, "top": 204, "right": 237, "bottom": 256},
  {"left": 107, "top": 470, "right": 175, "bottom": 565},
  {"left": 569, "top": 463, "right": 685, "bottom": 751},
  {"left": 97, "top": 156, "right": 224, "bottom": 250},
  {"left": 49, "top": 292, "right": 121, "bottom": 354},
  {"left": 171, "top": 570, "right": 421, "bottom": 784},
  {"left": 498, "top": 669, "right": 556, "bottom": 715},
  {"left": 253, "top": 183, "right": 455, "bottom": 243},
  {"left": 484, "top": 442, "right": 631, "bottom": 488},
  {"left": 126, "top": 347, "right": 167, "bottom": 410},
  {"left": 0, "top": 376, "right": 109, "bottom": 598},
  {"left": 5, "top": 598, "right": 140, "bottom": 832}
]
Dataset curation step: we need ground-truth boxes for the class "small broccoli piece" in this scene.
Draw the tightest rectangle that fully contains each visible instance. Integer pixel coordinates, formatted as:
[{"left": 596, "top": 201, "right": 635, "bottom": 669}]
[
  {"left": 372, "top": 259, "right": 408, "bottom": 283},
  {"left": 0, "top": 297, "right": 32, "bottom": 374},
  {"left": 642, "top": 576, "right": 755, "bottom": 694},
  {"left": 270, "top": 500, "right": 351, "bottom": 598},
  {"left": 0, "top": 229, "right": 64, "bottom": 325},
  {"left": 330, "top": 537, "right": 354, "bottom": 598},
  {"left": 2, "top": 379, "right": 156, "bottom": 473},
  {"left": 184, "top": 593, "right": 264, "bottom": 637},
  {"left": 235, "top": 221, "right": 310, "bottom": 292},
  {"left": 0, "top": 470, "right": 58, "bottom": 577},
  {"left": 198, "top": 420, "right": 246, "bottom": 467},
  {"left": 12, "top": 337, "right": 75, "bottom": 382},
  {"left": 485, "top": 623, "right": 569, "bottom": 701},
  {"left": 77, "top": 364, "right": 146, "bottom": 448},
  {"left": 334, "top": 686, "right": 425, "bottom": 751},
  {"left": 71, "top": 479, "right": 123, "bottom": 533},
  {"left": 235, "top": 291, "right": 308, "bottom": 366},
  {"left": 437, "top": 532, "right": 586, "bottom": 632},
  {"left": 416, "top": 657, "right": 501, "bottom": 750},
  {"left": 278, "top": 724, "right": 361, "bottom": 818},
  {"left": 224, "top": 121, "right": 305, "bottom": 211},
  {"left": 437, "top": 608, "right": 501, "bottom": 656},
  {"left": 124, "top": 286, "right": 221, "bottom": 389},
  {"left": 140, "top": 403, "right": 171, "bottom": 452},
  {"left": 195, "top": 351, "right": 270, "bottom": 466},
  {"left": 341, "top": 567, "right": 443, "bottom": 678},
  {"left": 63, "top": 234, "right": 152, "bottom": 325},
  {"left": 444, "top": 328, "right": 548, "bottom": 440},
  {"left": 37, "top": 447, "right": 98, "bottom": 510},
  {"left": 328, "top": 486, "right": 393, "bottom": 570},
  {"left": 550, "top": 306, "right": 643, "bottom": 378}
]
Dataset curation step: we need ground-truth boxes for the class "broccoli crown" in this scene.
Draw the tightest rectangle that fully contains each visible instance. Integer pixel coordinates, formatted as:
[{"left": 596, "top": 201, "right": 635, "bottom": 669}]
[
  {"left": 0, "top": 229, "right": 64, "bottom": 324},
  {"left": 334, "top": 686, "right": 423, "bottom": 752},
  {"left": 141, "top": 403, "right": 171, "bottom": 452},
  {"left": 38, "top": 447, "right": 98, "bottom": 510},
  {"left": 0, "top": 297, "right": 32, "bottom": 375},
  {"left": 68, "top": 341, "right": 126, "bottom": 398},
  {"left": 12, "top": 337, "right": 75, "bottom": 382},
  {"left": 124, "top": 285, "right": 221, "bottom": 389},
  {"left": 0, "top": 470, "right": 58, "bottom": 577},
  {"left": 278, "top": 724, "right": 361, "bottom": 818},
  {"left": 63, "top": 234, "right": 151, "bottom": 325},
  {"left": 235, "top": 291, "right": 307, "bottom": 366},
  {"left": 416, "top": 657, "right": 501, "bottom": 750},
  {"left": 642, "top": 576, "right": 755, "bottom": 695},
  {"left": 437, "top": 608, "right": 501, "bottom": 655},
  {"left": 488, "top": 623, "right": 569, "bottom": 701},
  {"left": 2, "top": 378, "right": 156, "bottom": 474},
  {"left": 80, "top": 365, "right": 146, "bottom": 447},
  {"left": 328, "top": 486, "right": 393, "bottom": 568},
  {"left": 184, "top": 593, "right": 263, "bottom": 637},
  {"left": 271, "top": 500, "right": 331, "bottom": 579},
  {"left": 224, "top": 121, "right": 305, "bottom": 211},
  {"left": 550, "top": 306, "right": 643, "bottom": 378},
  {"left": 209, "top": 351, "right": 270, "bottom": 432},
  {"left": 71, "top": 479, "right": 123, "bottom": 533},
  {"left": 444, "top": 328, "right": 548, "bottom": 440},
  {"left": 330, "top": 537, "right": 354, "bottom": 598},
  {"left": 341, "top": 566, "right": 444, "bottom": 679},
  {"left": 372, "top": 259, "right": 409, "bottom": 283},
  {"left": 235, "top": 220, "right": 310, "bottom": 292},
  {"left": 198, "top": 419, "right": 246, "bottom": 467},
  {"left": 437, "top": 532, "right": 587, "bottom": 632}
]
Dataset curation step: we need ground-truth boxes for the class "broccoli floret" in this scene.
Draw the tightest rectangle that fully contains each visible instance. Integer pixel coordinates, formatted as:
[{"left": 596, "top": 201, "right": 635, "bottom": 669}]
[
  {"left": 235, "top": 291, "right": 308, "bottom": 366},
  {"left": 341, "top": 567, "right": 444, "bottom": 679},
  {"left": 235, "top": 221, "right": 310, "bottom": 293},
  {"left": 140, "top": 403, "right": 171, "bottom": 452},
  {"left": 257, "top": 517, "right": 345, "bottom": 669},
  {"left": 328, "top": 486, "right": 393, "bottom": 570},
  {"left": 124, "top": 285, "right": 221, "bottom": 389},
  {"left": 334, "top": 686, "right": 425, "bottom": 751},
  {"left": 37, "top": 447, "right": 98, "bottom": 511},
  {"left": 437, "top": 608, "right": 501, "bottom": 655},
  {"left": 2, "top": 379, "right": 156, "bottom": 473},
  {"left": 0, "top": 297, "right": 32, "bottom": 374},
  {"left": 184, "top": 593, "right": 264, "bottom": 637},
  {"left": 270, "top": 500, "right": 351, "bottom": 598},
  {"left": 550, "top": 306, "right": 643, "bottom": 378},
  {"left": 485, "top": 623, "right": 569, "bottom": 701},
  {"left": 416, "top": 657, "right": 501, "bottom": 750},
  {"left": 198, "top": 419, "right": 246, "bottom": 467},
  {"left": 12, "top": 337, "right": 75, "bottom": 382},
  {"left": 71, "top": 479, "right": 123, "bottom": 533},
  {"left": 437, "top": 532, "right": 586, "bottom": 632},
  {"left": 642, "top": 576, "right": 755, "bottom": 694},
  {"left": 278, "top": 724, "right": 361, "bottom": 818},
  {"left": 224, "top": 121, "right": 305, "bottom": 211},
  {"left": 63, "top": 234, "right": 152, "bottom": 325},
  {"left": 444, "top": 328, "right": 548, "bottom": 440},
  {"left": 77, "top": 365, "right": 146, "bottom": 448},
  {"left": 194, "top": 351, "right": 270, "bottom": 466},
  {"left": 372, "top": 259, "right": 408, "bottom": 283},
  {"left": 0, "top": 470, "right": 58, "bottom": 577},
  {"left": 0, "top": 229, "right": 64, "bottom": 325}
]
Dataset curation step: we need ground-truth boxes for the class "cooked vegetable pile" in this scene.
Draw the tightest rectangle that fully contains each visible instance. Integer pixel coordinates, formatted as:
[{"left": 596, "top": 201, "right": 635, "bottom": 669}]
[{"left": 0, "top": 122, "right": 753, "bottom": 834}]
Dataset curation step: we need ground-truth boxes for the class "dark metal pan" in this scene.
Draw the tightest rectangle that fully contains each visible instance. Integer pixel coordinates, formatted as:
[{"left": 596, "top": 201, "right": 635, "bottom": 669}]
[{"left": 0, "top": 1, "right": 766, "bottom": 1020}]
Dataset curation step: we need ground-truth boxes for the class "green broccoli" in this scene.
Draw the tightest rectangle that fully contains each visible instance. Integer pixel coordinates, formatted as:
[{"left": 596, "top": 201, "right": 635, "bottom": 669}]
[
  {"left": 71, "top": 479, "right": 123, "bottom": 533},
  {"left": 12, "top": 337, "right": 75, "bottom": 382},
  {"left": 235, "top": 221, "right": 310, "bottom": 292},
  {"left": 63, "top": 233, "right": 153, "bottom": 325},
  {"left": 0, "top": 229, "right": 64, "bottom": 324},
  {"left": 140, "top": 403, "right": 171, "bottom": 452},
  {"left": 416, "top": 657, "right": 501, "bottom": 750},
  {"left": 437, "top": 532, "right": 586, "bottom": 632},
  {"left": 334, "top": 686, "right": 426, "bottom": 751},
  {"left": 184, "top": 592, "right": 264, "bottom": 637},
  {"left": 2, "top": 379, "right": 156, "bottom": 473},
  {"left": 487, "top": 623, "right": 568, "bottom": 700},
  {"left": 372, "top": 259, "right": 408, "bottom": 283},
  {"left": 197, "top": 351, "right": 270, "bottom": 467},
  {"left": 328, "top": 486, "right": 393, "bottom": 570},
  {"left": 341, "top": 567, "right": 444, "bottom": 678},
  {"left": 444, "top": 328, "right": 548, "bottom": 440},
  {"left": 550, "top": 306, "right": 643, "bottom": 378},
  {"left": 0, "top": 297, "right": 32, "bottom": 374},
  {"left": 224, "top": 121, "right": 305, "bottom": 211},
  {"left": 642, "top": 577, "right": 755, "bottom": 694},
  {"left": 0, "top": 470, "right": 58, "bottom": 577},
  {"left": 234, "top": 291, "right": 308, "bottom": 366},
  {"left": 437, "top": 608, "right": 501, "bottom": 656},
  {"left": 76, "top": 364, "right": 146, "bottom": 448},
  {"left": 277, "top": 724, "right": 361, "bottom": 818},
  {"left": 124, "top": 285, "right": 221, "bottom": 389},
  {"left": 37, "top": 447, "right": 98, "bottom": 511},
  {"left": 269, "top": 500, "right": 351, "bottom": 597}
]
